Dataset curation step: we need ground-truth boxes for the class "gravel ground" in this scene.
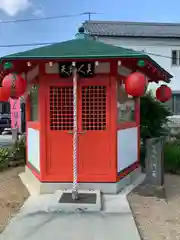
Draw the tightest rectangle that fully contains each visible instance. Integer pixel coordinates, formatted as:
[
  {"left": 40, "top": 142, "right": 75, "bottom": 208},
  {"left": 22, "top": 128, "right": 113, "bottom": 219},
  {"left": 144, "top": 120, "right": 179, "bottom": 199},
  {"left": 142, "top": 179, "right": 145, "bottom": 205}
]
[
  {"left": 0, "top": 167, "right": 29, "bottom": 233},
  {"left": 128, "top": 174, "right": 180, "bottom": 240}
]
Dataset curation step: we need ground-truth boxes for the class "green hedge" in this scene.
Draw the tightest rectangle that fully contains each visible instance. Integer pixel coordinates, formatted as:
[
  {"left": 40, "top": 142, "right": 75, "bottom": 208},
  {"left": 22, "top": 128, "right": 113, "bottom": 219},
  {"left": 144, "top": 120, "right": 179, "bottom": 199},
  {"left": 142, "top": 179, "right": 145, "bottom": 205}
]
[
  {"left": 164, "top": 140, "right": 180, "bottom": 174},
  {"left": 0, "top": 148, "right": 10, "bottom": 170},
  {"left": 0, "top": 136, "right": 26, "bottom": 172}
]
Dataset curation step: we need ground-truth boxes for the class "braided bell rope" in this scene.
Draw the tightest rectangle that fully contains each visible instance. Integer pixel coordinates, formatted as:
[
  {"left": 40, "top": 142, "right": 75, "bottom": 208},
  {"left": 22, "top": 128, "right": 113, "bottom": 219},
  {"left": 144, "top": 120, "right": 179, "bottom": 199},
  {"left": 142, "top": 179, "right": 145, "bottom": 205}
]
[{"left": 72, "top": 67, "right": 78, "bottom": 200}]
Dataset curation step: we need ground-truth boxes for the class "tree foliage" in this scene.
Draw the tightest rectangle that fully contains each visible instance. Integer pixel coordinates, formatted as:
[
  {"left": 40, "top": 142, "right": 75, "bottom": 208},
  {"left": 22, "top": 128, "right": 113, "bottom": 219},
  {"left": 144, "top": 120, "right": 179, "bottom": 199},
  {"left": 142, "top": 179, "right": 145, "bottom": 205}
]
[{"left": 140, "top": 91, "right": 171, "bottom": 143}]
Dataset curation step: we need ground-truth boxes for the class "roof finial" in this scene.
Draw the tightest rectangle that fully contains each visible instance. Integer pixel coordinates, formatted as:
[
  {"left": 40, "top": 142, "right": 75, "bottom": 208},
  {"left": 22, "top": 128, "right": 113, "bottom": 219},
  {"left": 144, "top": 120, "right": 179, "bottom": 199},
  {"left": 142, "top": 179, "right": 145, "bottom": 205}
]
[
  {"left": 78, "top": 26, "right": 85, "bottom": 33},
  {"left": 75, "top": 26, "right": 87, "bottom": 39}
]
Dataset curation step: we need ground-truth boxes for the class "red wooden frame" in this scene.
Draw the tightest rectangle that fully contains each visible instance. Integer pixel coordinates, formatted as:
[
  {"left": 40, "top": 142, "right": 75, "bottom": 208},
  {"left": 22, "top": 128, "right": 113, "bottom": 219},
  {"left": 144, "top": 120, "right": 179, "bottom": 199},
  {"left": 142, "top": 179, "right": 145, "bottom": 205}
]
[
  {"left": 25, "top": 70, "right": 42, "bottom": 180},
  {"left": 1, "top": 57, "right": 169, "bottom": 82},
  {"left": 115, "top": 73, "right": 140, "bottom": 180},
  {"left": 25, "top": 61, "right": 140, "bottom": 183}
]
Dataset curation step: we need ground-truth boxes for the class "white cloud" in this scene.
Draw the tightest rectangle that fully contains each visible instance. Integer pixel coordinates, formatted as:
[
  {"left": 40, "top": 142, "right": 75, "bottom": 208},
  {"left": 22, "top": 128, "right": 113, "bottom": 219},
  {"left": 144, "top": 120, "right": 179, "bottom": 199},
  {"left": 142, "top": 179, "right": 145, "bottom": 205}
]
[
  {"left": 33, "top": 7, "right": 45, "bottom": 17},
  {"left": 0, "top": 0, "right": 31, "bottom": 16}
]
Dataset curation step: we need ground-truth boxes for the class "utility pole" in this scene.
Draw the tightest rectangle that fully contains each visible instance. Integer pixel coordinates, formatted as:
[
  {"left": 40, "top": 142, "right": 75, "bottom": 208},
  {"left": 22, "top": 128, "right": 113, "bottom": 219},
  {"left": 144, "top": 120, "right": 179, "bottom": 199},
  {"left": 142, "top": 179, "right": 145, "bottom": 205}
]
[
  {"left": 86, "top": 12, "right": 91, "bottom": 21},
  {"left": 83, "top": 12, "right": 102, "bottom": 21},
  {"left": 83, "top": 12, "right": 91, "bottom": 20}
]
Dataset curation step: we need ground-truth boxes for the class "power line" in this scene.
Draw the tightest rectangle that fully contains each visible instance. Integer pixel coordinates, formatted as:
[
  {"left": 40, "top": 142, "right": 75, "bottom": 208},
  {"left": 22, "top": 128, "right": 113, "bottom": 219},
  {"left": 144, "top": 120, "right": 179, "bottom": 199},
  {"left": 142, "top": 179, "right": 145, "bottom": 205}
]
[
  {"left": 0, "top": 41, "right": 172, "bottom": 60},
  {"left": 141, "top": 51, "right": 171, "bottom": 59},
  {"left": 0, "top": 42, "right": 172, "bottom": 59},
  {"left": 0, "top": 42, "right": 58, "bottom": 48},
  {"left": 0, "top": 12, "right": 102, "bottom": 24},
  {"left": 0, "top": 12, "right": 173, "bottom": 60}
]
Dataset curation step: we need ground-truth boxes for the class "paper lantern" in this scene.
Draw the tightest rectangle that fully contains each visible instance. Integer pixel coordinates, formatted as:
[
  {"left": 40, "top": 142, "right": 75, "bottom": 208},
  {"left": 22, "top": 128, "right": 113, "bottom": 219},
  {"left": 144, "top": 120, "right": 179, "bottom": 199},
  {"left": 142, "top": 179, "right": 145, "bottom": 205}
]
[
  {"left": 156, "top": 85, "right": 172, "bottom": 102},
  {"left": 0, "top": 87, "right": 10, "bottom": 102},
  {"left": 125, "top": 72, "right": 148, "bottom": 97},
  {"left": 2, "top": 73, "right": 27, "bottom": 99}
]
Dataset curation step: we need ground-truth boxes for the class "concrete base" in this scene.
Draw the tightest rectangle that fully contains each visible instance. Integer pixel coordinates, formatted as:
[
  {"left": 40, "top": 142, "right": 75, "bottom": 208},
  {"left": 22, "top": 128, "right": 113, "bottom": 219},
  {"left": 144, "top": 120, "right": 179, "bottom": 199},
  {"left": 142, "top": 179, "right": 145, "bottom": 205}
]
[
  {"left": 19, "top": 171, "right": 145, "bottom": 215},
  {"left": 55, "top": 189, "right": 101, "bottom": 212},
  {"left": 20, "top": 166, "right": 142, "bottom": 196}
]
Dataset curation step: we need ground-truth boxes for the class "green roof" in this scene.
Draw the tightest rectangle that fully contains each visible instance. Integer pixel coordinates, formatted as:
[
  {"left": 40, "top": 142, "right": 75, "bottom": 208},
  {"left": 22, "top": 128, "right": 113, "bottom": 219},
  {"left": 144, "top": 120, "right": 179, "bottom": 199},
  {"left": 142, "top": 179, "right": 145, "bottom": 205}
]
[
  {"left": 1, "top": 38, "right": 173, "bottom": 79},
  {"left": 2, "top": 38, "right": 148, "bottom": 60}
]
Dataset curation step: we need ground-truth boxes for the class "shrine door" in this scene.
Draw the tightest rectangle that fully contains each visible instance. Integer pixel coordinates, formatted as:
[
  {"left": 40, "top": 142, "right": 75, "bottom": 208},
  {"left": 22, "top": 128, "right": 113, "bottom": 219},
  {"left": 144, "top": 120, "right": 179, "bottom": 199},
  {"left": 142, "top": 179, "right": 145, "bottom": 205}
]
[
  {"left": 78, "top": 77, "right": 112, "bottom": 182},
  {"left": 46, "top": 76, "right": 112, "bottom": 182}
]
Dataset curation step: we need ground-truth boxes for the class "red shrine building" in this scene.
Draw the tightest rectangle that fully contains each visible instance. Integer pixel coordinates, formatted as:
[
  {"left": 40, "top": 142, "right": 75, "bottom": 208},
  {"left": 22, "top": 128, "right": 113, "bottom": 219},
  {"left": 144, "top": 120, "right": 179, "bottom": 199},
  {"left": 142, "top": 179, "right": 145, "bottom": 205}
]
[{"left": 0, "top": 28, "right": 172, "bottom": 194}]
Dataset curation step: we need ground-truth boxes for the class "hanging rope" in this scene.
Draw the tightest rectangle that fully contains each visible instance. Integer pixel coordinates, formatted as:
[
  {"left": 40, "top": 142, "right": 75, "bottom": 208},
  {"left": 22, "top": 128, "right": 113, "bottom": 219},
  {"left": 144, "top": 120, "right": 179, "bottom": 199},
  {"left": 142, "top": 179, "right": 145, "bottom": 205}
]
[{"left": 72, "top": 66, "right": 78, "bottom": 200}]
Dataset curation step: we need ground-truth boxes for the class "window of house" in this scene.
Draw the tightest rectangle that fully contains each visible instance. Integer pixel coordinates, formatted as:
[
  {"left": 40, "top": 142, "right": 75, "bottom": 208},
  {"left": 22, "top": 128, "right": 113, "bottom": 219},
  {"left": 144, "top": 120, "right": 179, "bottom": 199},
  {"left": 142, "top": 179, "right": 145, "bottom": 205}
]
[
  {"left": 29, "top": 85, "right": 39, "bottom": 121},
  {"left": 164, "top": 98, "right": 173, "bottom": 113},
  {"left": 174, "top": 95, "right": 180, "bottom": 115},
  {"left": 166, "top": 94, "right": 180, "bottom": 115},
  {"left": 117, "top": 81, "right": 135, "bottom": 123},
  {"left": 172, "top": 50, "right": 180, "bottom": 66}
]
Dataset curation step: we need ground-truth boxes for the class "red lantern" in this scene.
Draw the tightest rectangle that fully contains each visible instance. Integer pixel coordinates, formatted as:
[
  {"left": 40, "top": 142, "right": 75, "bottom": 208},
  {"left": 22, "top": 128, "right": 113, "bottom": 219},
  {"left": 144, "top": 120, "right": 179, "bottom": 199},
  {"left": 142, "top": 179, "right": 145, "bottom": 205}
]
[
  {"left": 156, "top": 85, "right": 172, "bottom": 102},
  {"left": 2, "top": 73, "right": 27, "bottom": 99},
  {"left": 125, "top": 72, "right": 148, "bottom": 97},
  {"left": 0, "top": 87, "right": 10, "bottom": 102}
]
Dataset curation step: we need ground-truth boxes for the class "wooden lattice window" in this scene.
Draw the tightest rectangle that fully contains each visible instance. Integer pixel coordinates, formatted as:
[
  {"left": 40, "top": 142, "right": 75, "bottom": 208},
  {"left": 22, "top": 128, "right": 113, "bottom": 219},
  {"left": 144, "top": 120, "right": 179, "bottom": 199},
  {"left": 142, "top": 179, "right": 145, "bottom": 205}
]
[
  {"left": 82, "top": 86, "right": 106, "bottom": 131},
  {"left": 49, "top": 86, "right": 73, "bottom": 130}
]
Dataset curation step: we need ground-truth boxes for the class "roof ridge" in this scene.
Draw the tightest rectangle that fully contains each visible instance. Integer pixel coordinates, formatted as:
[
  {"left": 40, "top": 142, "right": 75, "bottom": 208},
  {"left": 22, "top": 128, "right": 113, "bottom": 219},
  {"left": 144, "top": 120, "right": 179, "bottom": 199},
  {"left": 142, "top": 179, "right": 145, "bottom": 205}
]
[
  {"left": 84, "top": 20, "right": 180, "bottom": 26},
  {"left": 1, "top": 37, "right": 172, "bottom": 80},
  {"left": 83, "top": 20, "right": 180, "bottom": 38},
  {"left": 1, "top": 38, "right": 143, "bottom": 60}
]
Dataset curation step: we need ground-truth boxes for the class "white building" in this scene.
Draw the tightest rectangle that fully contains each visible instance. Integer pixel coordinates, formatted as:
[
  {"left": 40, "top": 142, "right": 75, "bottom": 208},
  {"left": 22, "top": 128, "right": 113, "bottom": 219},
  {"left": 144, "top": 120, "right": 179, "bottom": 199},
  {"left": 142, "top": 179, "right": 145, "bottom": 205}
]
[
  {"left": 83, "top": 20, "right": 180, "bottom": 91},
  {"left": 83, "top": 20, "right": 180, "bottom": 115}
]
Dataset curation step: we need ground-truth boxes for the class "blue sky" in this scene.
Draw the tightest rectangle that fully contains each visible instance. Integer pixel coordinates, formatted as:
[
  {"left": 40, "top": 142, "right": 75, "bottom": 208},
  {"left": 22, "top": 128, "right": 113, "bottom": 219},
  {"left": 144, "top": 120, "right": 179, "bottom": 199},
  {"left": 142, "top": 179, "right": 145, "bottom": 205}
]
[{"left": 0, "top": 0, "right": 180, "bottom": 56}]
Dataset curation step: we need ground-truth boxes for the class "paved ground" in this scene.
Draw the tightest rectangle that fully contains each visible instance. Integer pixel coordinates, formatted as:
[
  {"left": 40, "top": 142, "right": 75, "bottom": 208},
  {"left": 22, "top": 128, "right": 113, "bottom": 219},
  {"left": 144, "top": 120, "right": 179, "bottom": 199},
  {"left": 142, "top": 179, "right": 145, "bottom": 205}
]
[
  {"left": 0, "top": 183, "right": 142, "bottom": 240},
  {"left": 3, "top": 168, "right": 180, "bottom": 239},
  {"left": 1, "top": 211, "right": 140, "bottom": 240}
]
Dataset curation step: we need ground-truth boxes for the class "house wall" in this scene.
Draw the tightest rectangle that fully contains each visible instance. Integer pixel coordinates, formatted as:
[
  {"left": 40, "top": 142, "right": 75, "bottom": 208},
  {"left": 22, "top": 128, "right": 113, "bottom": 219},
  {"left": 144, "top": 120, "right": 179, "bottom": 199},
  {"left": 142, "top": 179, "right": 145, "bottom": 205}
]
[{"left": 98, "top": 37, "right": 180, "bottom": 91}]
